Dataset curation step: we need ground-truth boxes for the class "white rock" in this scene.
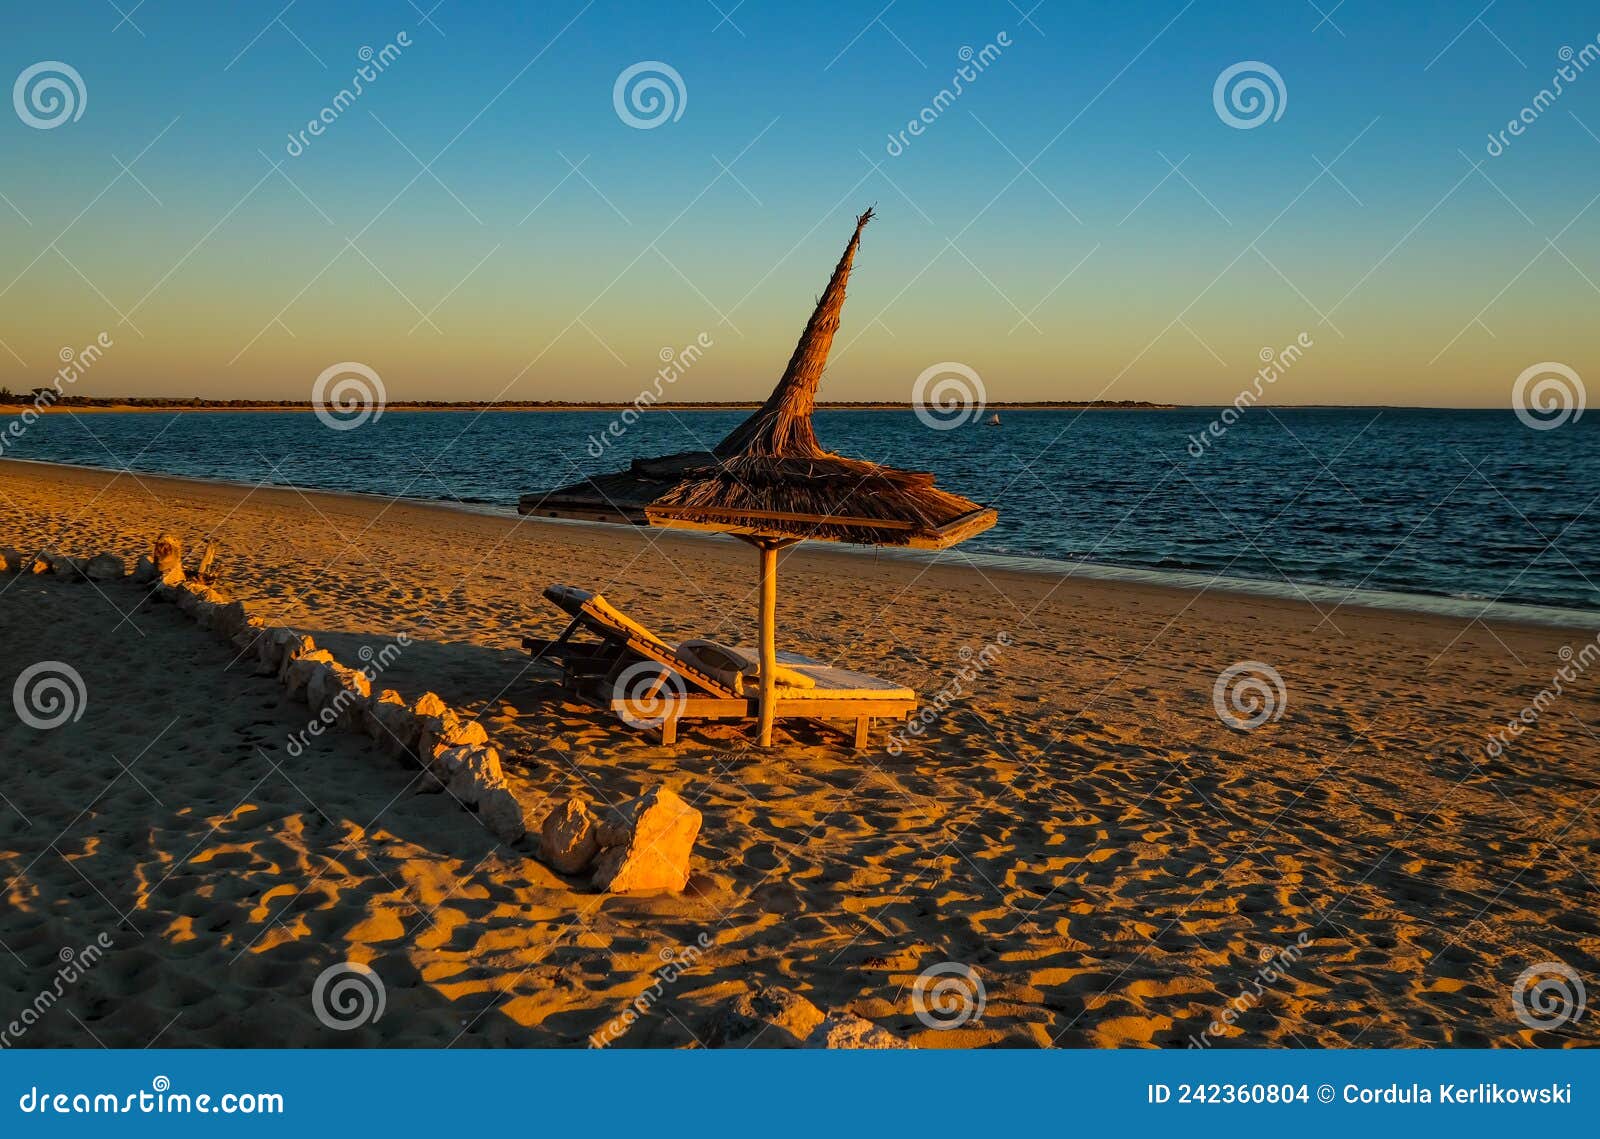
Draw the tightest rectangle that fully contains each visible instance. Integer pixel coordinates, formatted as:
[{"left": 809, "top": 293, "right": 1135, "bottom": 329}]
[
  {"left": 538, "top": 797, "right": 600, "bottom": 875},
  {"left": 258, "top": 627, "right": 304, "bottom": 673},
  {"left": 176, "top": 582, "right": 223, "bottom": 615},
  {"left": 479, "top": 784, "right": 529, "bottom": 844},
  {"left": 230, "top": 620, "right": 265, "bottom": 657},
  {"left": 418, "top": 709, "right": 489, "bottom": 764},
  {"left": 444, "top": 746, "right": 504, "bottom": 807},
  {"left": 84, "top": 553, "right": 124, "bottom": 581},
  {"left": 367, "top": 698, "right": 424, "bottom": 758},
  {"left": 708, "top": 986, "right": 825, "bottom": 1048},
  {"left": 362, "top": 689, "right": 406, "bottom": 740},
  {"left": 275, "top": 634, "right": 320, "bottom": 682},
  {"left": 803, "top": 1012, "right": 910, "bottom": 1050},
  {"left": 307, "top": 662, "right": 372, "bottom": 729},
  {"left": 153, "top": 532, "right": 184, "bottom": 584},
  {"left": 45, "top": 551, "right": 85, "bottom": 578},
  {"left": 283, "top": 652, "right": 335, "bottom": 701},
  {"left": 213, "top": 600, "right": 250, "bottom": 639},
  {"left": 589, "top": 786, "right": 702, "bottom": 894}
]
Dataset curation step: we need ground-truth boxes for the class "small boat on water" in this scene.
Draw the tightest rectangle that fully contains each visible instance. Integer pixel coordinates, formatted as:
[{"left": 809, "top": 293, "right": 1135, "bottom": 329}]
[{"left": 986, "top": 413, "right": 1001, "bottom": 426}]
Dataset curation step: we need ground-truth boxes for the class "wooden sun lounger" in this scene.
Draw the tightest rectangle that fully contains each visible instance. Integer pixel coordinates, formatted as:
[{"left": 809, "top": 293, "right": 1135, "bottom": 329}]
[{"left": 523, "top": 585, "right": 916, "bottom": 749}]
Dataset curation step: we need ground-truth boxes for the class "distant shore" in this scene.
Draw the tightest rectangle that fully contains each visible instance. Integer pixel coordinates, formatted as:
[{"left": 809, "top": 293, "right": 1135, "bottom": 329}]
[{"left": 10, "top": 399, "right": 1174, "bottom": 414}]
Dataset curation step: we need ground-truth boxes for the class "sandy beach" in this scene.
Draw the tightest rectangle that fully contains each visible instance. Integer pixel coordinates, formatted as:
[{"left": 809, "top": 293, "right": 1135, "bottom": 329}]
[{"left": 1, "top": 458, "right": 1595, "bottom": 1048}]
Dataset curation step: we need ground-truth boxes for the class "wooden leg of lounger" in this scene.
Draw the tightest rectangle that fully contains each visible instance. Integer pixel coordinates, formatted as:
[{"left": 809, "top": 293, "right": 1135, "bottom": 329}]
[
  {"left": 854, "top": 717, "right": 870, "bottom": 751},
  {"left": 660, "top": 714, "right": 678, "bottom": 746}
]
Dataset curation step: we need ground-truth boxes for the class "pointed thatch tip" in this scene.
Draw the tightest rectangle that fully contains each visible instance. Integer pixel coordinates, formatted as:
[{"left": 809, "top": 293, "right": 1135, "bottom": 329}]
[{"left": 712, "top": 208, "right": 878, "bottom": 461}]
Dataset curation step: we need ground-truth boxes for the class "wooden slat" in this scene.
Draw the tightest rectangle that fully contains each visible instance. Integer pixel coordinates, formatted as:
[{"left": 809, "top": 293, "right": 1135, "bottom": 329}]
[
  {"left": 610, "top": 695, "right": 913, "bottom": 720},
  {"left": 645, "top": 504, "right": 917, "bottom": 530},
  {"left": 571, "top": 604, "right": 741, "bottom": 700}
]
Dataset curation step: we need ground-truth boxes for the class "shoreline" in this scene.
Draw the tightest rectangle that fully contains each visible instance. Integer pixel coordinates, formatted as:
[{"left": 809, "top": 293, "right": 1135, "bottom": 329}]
[
  {"left": 4, "top": 455, "right": 1595, "bottom": 632},
  {"left": 12, "top": 402, "right": 1523, "bottom": 415},
  {"left": 19, "top": 402, "right": 1177, "bottom": 414}
]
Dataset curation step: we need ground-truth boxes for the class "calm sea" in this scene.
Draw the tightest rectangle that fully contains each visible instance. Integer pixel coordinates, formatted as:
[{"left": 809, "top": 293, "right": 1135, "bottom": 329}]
[{"left": 5, "top": 407, "right": 1596, "bottom": 613}]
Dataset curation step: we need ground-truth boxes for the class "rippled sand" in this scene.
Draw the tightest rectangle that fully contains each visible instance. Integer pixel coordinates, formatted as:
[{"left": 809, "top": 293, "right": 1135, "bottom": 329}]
[{"left": 1, "top": 459, "right": 1595, "bottom": 1048}]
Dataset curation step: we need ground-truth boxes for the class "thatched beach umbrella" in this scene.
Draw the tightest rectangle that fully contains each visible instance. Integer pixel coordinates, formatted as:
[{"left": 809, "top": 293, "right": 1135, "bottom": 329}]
[{"left": 520, "top": 209, "right": 996, "bottom": 745}]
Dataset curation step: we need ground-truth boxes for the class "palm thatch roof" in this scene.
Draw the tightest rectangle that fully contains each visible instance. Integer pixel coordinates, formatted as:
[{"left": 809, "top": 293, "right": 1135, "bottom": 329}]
[{"left": 519, "top": 209, "right": 997, "bottom": 550}]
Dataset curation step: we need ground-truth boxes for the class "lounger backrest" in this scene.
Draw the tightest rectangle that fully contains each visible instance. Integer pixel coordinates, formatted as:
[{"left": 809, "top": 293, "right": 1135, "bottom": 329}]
[
  {"left": 584, "top": 593, "right": 674, "bottom": 651},
  {"left": 545, "top": 584, "right": 741, "bottom": 700}
]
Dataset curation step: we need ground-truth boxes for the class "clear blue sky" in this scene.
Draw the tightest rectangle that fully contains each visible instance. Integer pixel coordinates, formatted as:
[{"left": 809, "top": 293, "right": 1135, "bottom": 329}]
[{"left": 3, "top": 0, "right": 1597, "bottom": 405}]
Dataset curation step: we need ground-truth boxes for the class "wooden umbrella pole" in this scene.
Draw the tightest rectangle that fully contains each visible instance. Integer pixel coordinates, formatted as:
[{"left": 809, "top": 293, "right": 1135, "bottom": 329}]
[{"left": 757, "top": 540, "right": 778, "bottom": 747}]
